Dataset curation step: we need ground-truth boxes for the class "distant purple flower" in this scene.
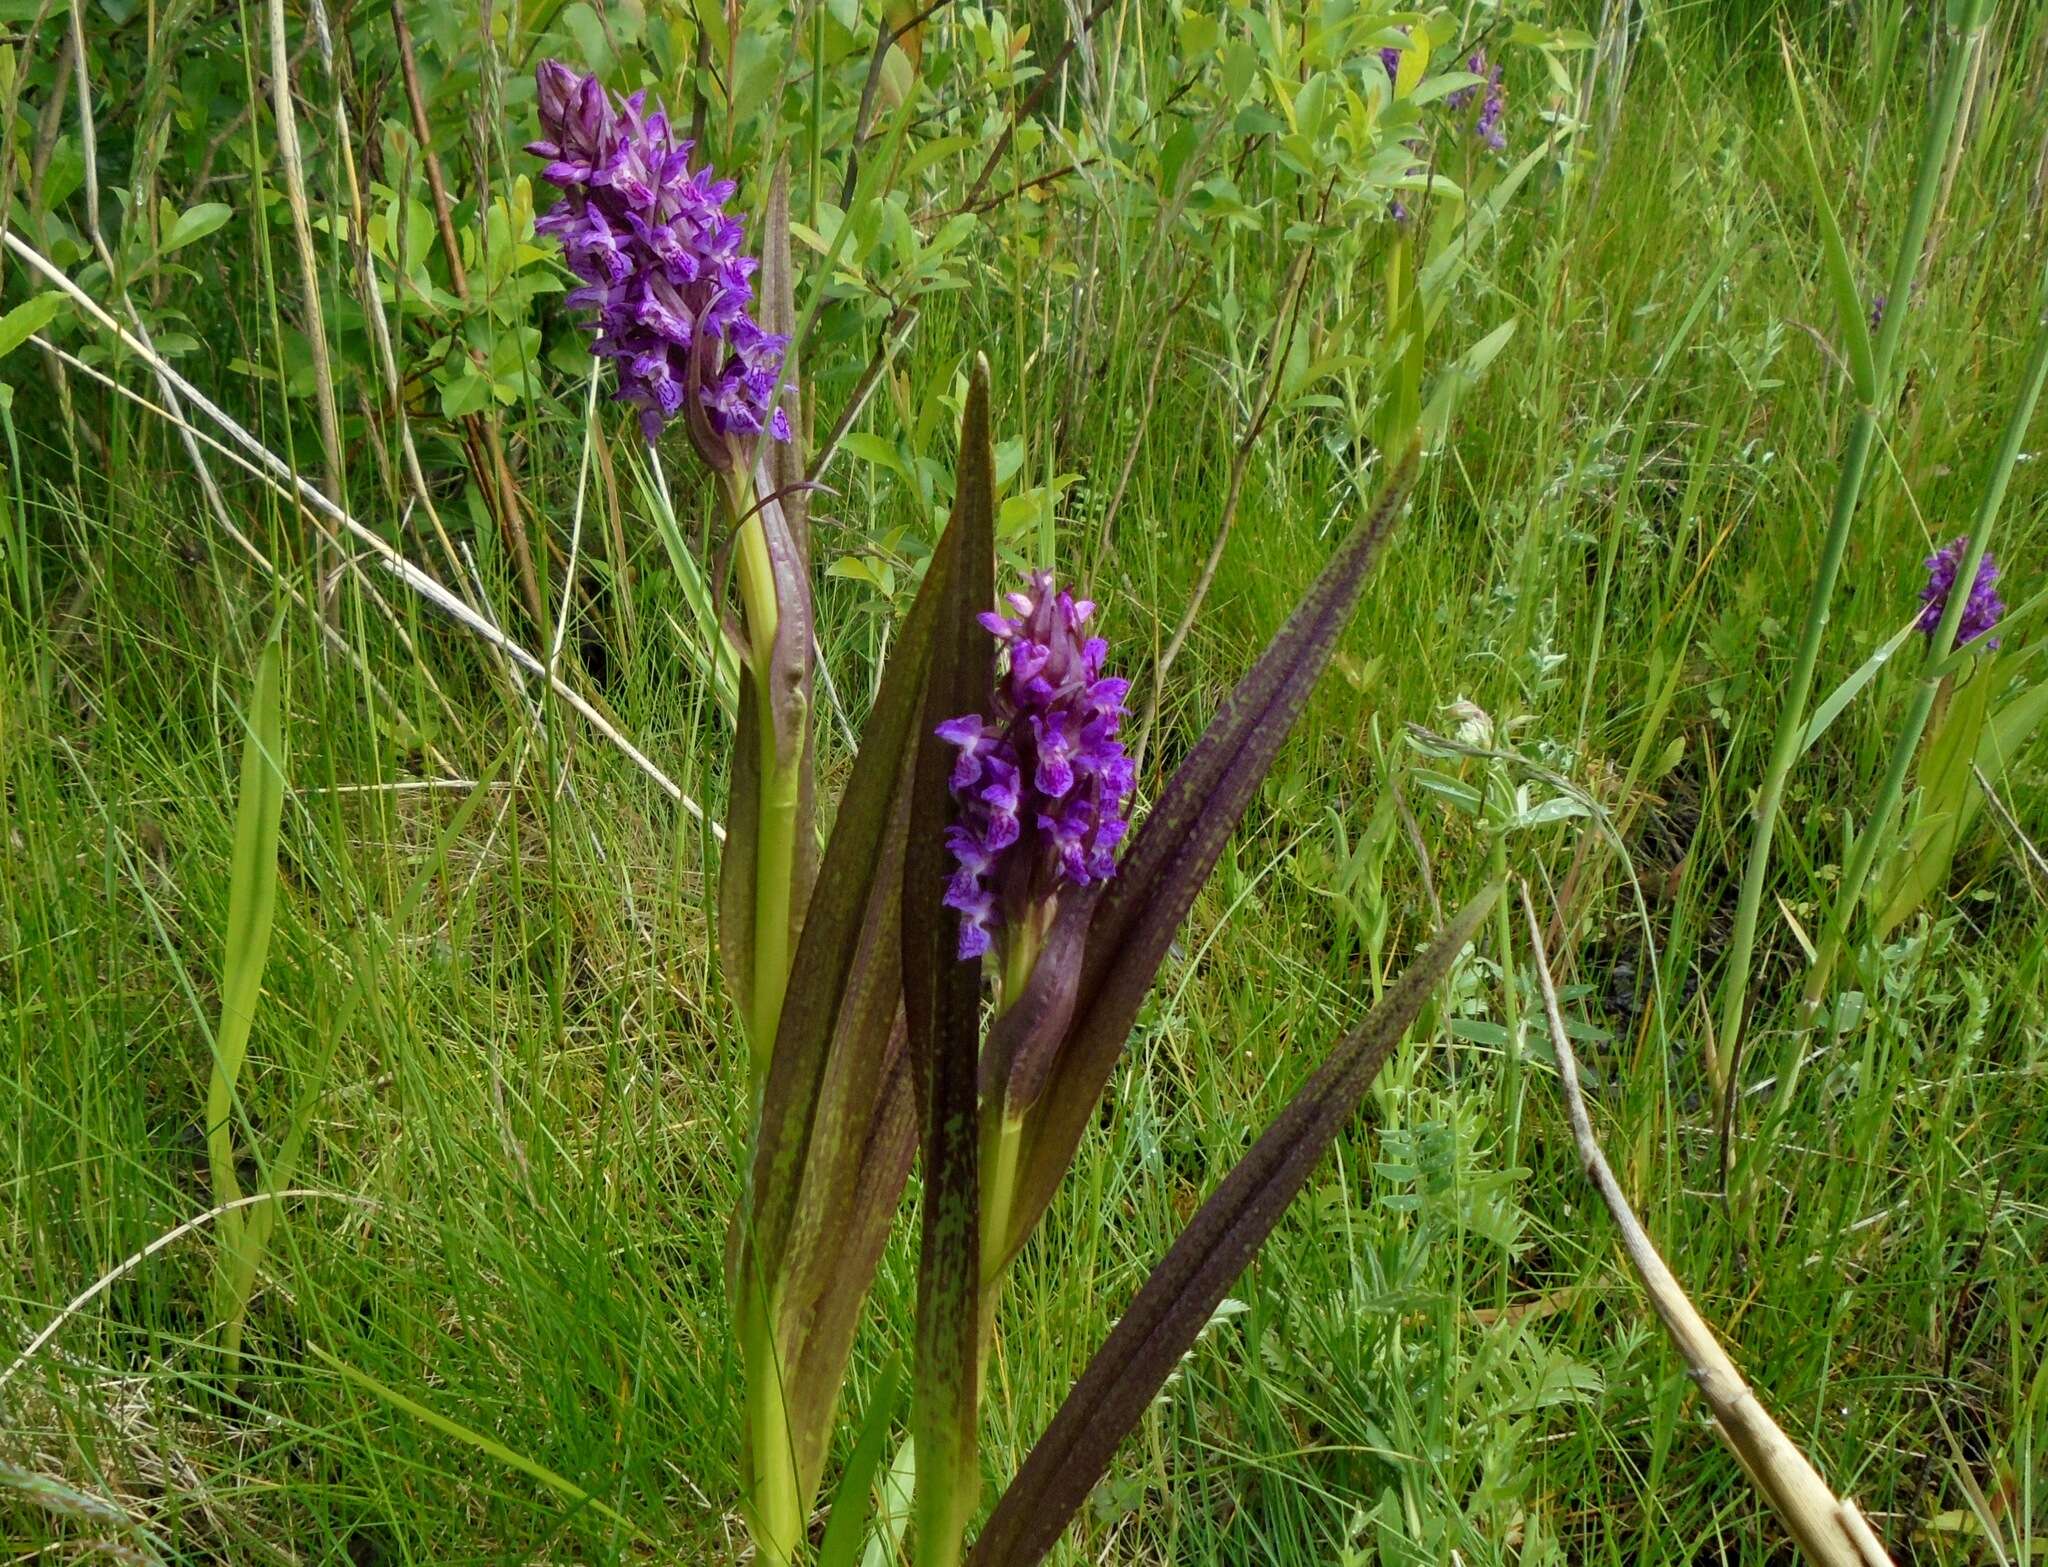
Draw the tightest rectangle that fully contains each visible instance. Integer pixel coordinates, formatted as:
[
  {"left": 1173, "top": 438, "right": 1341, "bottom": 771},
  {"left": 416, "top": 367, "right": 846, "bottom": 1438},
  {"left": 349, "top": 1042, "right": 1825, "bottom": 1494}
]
[
  {"left": 1869, "top": 292, "right": 1888, "bottom": 332},
  {"left": 1472, "top": 55, "right": 1507, "bottom": 149},
  {"left": 1446, "top": 52, "right": 1507, "bottom": 151},
  {"left": 1380, "top": 46, "right": 1405, "bottom": 85},
  {"left": 937, "top": 573, "right": 1135, "bottom": 960},
  {"left": 1918, "top": 536, "right": 2005, "bottom": 649},
  {"left": 529, "top": 60, "right": 790, "bottom": 458}
]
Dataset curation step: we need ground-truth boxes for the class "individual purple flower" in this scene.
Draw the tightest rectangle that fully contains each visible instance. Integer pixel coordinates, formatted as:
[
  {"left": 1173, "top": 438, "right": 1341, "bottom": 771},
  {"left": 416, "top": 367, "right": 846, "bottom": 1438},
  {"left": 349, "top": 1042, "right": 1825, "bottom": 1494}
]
[
  {"left": 528, "top": 60, "right": 790, "bottom": 458},
  {"left": 936, "top": 573, "right": 1135, "bottom": 960},
  {"left": 1869, "top": 292, "right": 1888, "bottom": 332},
  {"left": 1380, "top": 45, "right": 1405, "bottom": 85},
  {"left": 1918, "top": 536, "right": 2005, "bottom": 649}
]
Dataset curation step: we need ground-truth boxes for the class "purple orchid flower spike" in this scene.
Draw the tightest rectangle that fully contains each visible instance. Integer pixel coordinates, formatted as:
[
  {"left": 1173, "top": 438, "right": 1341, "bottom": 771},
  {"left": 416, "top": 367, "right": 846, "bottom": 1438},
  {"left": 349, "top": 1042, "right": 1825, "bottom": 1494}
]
[
  {"left": 1918, "top": 536, "right": 2005, "bottom": 649},
  {"left": 936, "top": 574, "right": 1134, "bottom": 964},
  {"left": 529, "top": 60, "right": 791, "bottom": 463}
]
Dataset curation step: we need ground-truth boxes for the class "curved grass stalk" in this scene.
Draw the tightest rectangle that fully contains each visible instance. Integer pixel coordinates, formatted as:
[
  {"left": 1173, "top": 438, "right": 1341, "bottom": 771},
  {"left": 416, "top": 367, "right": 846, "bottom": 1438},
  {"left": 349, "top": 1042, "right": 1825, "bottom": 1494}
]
[
  {"left": 1781, "top": 256, "right": 2048, "bottom": 1087},
  {"left": 1712, "top": 7, "right": 1991, "bottom": 1173}
]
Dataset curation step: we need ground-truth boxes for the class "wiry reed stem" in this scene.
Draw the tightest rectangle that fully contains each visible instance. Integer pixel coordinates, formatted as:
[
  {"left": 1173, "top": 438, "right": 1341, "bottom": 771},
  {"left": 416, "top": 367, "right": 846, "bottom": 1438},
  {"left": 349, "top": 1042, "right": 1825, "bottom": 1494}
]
[{"left": 1712, "top": 5, "right": 1990, "bottom": 1171}]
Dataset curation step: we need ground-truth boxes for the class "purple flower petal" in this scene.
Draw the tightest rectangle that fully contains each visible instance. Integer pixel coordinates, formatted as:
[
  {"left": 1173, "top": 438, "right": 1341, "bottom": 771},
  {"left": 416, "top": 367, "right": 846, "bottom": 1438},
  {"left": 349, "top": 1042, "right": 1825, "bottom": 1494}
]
[{"left": 1918, "top": 536, "right": 2005, "bottom": 649}]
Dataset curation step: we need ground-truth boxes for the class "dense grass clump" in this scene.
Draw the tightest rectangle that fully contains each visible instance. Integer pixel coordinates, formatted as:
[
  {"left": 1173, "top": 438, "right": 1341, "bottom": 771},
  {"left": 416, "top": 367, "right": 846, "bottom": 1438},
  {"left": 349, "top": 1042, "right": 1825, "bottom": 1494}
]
[{"left": 2, "top": 1, "right": 2045, "bottom": 1563}]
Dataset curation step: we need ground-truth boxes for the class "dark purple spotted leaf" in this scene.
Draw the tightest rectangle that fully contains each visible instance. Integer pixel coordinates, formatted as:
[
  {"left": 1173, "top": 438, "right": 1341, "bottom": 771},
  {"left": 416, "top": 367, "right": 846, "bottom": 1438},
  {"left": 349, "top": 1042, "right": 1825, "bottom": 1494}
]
[
  {"left": 904, "top": 356, "right": 997, "bottom": 1558},
  {"left": 986, "top": 451, "right": 1419, "bottom": 1270},
  {"left": 968, "top": 883, "right": 1497, "bottom": 1567}
]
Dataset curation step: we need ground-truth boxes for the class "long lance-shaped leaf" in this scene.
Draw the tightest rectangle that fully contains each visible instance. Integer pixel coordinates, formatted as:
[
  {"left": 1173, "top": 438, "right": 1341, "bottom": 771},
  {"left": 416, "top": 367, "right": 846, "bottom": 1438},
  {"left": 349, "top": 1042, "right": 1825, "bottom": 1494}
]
[
  {"left": 988, "top": 451, "right": 1418, "bottom": 1270},
  {"left": 762, "top": 160, "right": 822, "bottom": 931},
  {"left": 967, "top": 884, "right": 1498, "bottom": 1567},
  {"left": 760, "top": 159, "right": 809, "bottom": 560},
  {"left": 754, "top": 471, "right": 816, "bottom": 787},
  {"left": 776, "top": 1030, "right": 917, "bottom": 1499},
  {"left": 718, "top": 447, "right": 817, "bottom": 1088},
  {"left": 738, "top": 446, "right": 961, "bottom": 1511},
  {"left": 747, "top": 526, "right": 955, "bottom": 1281},
  {"left": 904, "top": 356, "right": 995, "bottom": 1564},
  {"left": 719, "top": 164, "right": 817, "bottom": 1039},
  {"left": 208, "top": 636, "right": 287, "bottom": 1354}
]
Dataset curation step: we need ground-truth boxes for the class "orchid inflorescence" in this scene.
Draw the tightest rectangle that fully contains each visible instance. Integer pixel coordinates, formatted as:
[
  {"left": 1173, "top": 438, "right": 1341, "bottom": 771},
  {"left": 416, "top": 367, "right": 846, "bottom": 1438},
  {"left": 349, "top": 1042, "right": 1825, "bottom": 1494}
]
[
  {"left": 1918, "top": 535, "right": 2005, "bottom": 649},
  {"left": 937, "top": 574, "right": 1134, "bottom": 963},
  {"left": 531, "top": 60, "right": 790, "bottom": 460},
  {"left": 527, "top": 56, "right": 1486, "bottom": 1567}
]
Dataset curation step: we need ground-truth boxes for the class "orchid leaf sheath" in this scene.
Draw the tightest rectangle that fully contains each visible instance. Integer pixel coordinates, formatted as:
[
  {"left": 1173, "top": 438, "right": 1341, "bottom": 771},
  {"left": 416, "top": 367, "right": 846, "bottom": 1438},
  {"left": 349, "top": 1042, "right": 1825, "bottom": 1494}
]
[
  {"left": 736, "top": 461, "right": 960, "bottom": 1513},
  {"left": 744, "top": 551, "right": 944, "bottom": 1278},
  {"left": 904, "top": 357, "right": 997, "bottom": 1566}
]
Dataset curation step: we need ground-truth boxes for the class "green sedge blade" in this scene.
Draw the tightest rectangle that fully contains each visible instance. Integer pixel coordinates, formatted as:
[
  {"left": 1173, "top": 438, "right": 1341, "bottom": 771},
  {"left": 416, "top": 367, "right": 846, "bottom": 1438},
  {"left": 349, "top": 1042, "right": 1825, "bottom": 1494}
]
[
  {"left": 968, "top": 886, "right": 1498, "bottom": 1567},
  {"left": 904, "top": 355, "right": 996, "bottom": 1565},
  {"left": 208, "top": 636, "right": 286, "bottom": 1354},
  {"left": 818, "top": 1359, "right": 906, "bottom": 1567},
  {"left": 1782, "top": 38, "right": 1875, "bottom": 403}
]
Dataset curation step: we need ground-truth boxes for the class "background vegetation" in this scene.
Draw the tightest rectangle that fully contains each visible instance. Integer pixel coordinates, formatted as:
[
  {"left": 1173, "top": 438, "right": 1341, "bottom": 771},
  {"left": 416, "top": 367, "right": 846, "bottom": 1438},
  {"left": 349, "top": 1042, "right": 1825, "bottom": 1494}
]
[{"left": 2, "top": 0, "right": 2044, "bottom": 1562}]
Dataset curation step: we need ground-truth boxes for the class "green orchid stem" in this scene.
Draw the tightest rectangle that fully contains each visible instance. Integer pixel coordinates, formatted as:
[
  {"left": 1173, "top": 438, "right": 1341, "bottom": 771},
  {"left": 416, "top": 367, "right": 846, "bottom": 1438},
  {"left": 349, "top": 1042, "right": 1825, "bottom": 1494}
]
[
  {"left": 1789, "top": 256, "right": 2048, "bottom": 1061},
  {"left": 727, "top": 471, "right": 806, "bottom": 1562},
  {"left": 731, "top": 483, "right": 802, "bottom": 1090},
  {"left": 976, "top": 926, "right": 1042, "bottom": 1377},
  {"left": 741, "top": 1292, "right": 803, "bottom": 1566},
  {"left": 1712, "top": 10, "right": 1985, "bottom": 1166}
]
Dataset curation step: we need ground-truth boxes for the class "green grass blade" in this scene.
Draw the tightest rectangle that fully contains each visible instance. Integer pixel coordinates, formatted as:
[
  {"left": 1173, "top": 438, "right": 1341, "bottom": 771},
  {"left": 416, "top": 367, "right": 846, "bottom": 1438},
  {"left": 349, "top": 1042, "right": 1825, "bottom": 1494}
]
[
  {"left": 1783, "top": 38, "right": 1876, "bottom": 402},
  {"left": 207, "top": 635, "right": 286, "bottom": 1359},
  {"left": 307, "top": 1343, "right": 636, "bottom": 1535},
  {"left": 818, "top": 1359, "right": 906, "bottom": 1567},
  {"left": 1798, "top": 619, "right": 1917, "bottom": 756}
]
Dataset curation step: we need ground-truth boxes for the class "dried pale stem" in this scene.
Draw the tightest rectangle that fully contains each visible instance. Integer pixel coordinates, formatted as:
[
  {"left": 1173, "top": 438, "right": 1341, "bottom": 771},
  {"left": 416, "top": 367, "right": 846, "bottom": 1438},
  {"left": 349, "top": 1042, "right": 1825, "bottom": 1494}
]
[
  {"left": 4, "top": 228, "right": 712, "bottom": 826},
  {"left": 1520, "top": 885, "right": 1892, "bottom": 1567},
  {"left": 1975, "top": 762, "right": 2048, "bottom": 899}
]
